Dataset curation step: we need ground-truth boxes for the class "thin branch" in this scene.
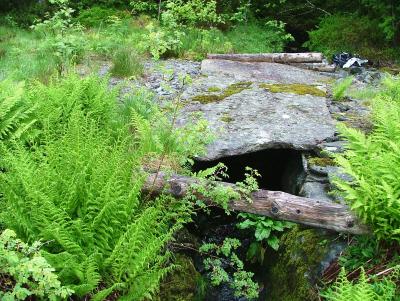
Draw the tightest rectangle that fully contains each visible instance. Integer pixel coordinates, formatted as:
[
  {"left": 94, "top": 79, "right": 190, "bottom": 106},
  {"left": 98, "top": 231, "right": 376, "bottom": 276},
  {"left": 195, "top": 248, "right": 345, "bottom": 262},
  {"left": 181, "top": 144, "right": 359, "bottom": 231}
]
[{"left": 305, "top": 0, "right": 331, "bottom": 16}]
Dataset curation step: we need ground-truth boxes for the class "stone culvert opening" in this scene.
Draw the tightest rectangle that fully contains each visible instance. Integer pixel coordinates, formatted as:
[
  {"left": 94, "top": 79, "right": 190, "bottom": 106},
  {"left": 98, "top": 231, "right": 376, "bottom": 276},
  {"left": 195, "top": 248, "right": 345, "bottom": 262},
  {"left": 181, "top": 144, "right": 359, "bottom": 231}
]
[{"left": 192, "top": 149, "right": 306, "bottom": 195}]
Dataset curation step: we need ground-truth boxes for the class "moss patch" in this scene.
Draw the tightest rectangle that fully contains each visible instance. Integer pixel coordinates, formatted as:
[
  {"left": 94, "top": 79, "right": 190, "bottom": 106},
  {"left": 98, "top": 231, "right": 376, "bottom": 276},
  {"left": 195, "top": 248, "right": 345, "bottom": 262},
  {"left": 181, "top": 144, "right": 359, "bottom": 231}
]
[
  {"left": 259, "top": 83, "right": 326, "bottom": 97},
  {"left": 265, "top": 226, "right": 333, "bottom": 301},
  {"left": 207, "top": 86, "right": 222, "bottom": 92},
  {"left": 156, "top": 254, "right": 202, "bottom": 301},
  {"left": 192, "top": 81, "right": 252, "bottom": 104},
  {"left": 220, "top": 113, "right": 234, "bottom": 123},
  {"left": 308, "top": 157, "right": 336, "bottom": 167}
]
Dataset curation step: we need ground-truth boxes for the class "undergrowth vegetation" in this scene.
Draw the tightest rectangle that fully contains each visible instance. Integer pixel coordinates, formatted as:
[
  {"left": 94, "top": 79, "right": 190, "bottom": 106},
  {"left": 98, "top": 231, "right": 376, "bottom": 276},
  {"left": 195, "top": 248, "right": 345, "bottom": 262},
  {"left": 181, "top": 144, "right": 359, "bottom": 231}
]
[
  {"left": 325, "top": 76, "right": 400, "bottom": 300},
  {"left": 0, "top": 74, "right": 210, "bottom": 300},
  {"left": 334, "top": 77, "right": 400, "bottom": 241},
  {"left": 1, "top": 0, "right": 400, "bottom": 300}
]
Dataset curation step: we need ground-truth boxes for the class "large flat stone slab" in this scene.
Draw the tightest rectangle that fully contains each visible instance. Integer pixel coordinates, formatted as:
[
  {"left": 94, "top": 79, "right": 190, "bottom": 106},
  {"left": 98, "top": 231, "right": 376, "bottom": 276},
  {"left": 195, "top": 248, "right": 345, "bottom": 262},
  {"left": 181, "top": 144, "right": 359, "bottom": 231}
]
[{"left": 178, "top": 60, "right": 336, "bottom": 161}]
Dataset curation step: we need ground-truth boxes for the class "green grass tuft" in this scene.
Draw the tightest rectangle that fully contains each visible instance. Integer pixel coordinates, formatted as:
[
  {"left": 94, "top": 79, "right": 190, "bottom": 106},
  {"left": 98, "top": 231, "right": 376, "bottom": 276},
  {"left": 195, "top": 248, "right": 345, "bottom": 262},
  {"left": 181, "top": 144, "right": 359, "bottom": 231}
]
[{"left": 110, "top": 47, "right": 144, "bottom": 78}]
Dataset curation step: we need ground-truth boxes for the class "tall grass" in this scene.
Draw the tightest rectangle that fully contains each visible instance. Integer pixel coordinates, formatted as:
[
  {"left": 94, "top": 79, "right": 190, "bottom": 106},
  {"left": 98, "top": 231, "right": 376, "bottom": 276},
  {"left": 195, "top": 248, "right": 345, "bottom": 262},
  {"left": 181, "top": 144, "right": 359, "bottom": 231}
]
[{"left": 111, "top": 47, "right": 144, "bottom": 77}]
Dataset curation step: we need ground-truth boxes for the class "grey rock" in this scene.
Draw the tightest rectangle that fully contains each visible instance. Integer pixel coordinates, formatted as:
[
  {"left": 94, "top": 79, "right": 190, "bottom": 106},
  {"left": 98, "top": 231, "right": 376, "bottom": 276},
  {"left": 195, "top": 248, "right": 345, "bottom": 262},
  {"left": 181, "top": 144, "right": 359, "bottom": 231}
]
[
  {"left": 178, "top": 60, "right": 336, "bottom": 161},
  {"left": 304, "top": 173, "right": 330, "bottom": 184},
  {"left": 309, "top": 165, "right": 329, "bottom": 176},
  {"left": 327, "top": 166, "right": 353, "bottom": 185},
  {"left": 201, "top": 59, "right": 329, "bottom": 84},
  {"left": 300, "top": 181, "right": 332, "bottom": 201},
  {"left": 179, "top": 87, "right": 336, "bottom": 161},
  {"left": 319, "top": 141, "right": 347, "bottom": 154}
]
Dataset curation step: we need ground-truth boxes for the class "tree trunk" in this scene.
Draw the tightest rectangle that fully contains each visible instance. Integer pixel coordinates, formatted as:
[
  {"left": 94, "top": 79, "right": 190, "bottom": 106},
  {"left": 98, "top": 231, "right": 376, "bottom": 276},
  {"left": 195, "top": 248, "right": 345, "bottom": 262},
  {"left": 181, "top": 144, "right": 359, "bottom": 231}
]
[{"left": 143, "top": 172, "right": 369, "bottom": 235}]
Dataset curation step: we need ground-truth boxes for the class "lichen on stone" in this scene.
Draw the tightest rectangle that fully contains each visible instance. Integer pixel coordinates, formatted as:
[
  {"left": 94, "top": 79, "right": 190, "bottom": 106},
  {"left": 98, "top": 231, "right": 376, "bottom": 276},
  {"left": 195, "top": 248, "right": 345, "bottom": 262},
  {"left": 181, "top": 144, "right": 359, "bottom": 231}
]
[
  {"left": 191, "top": 81, "right": 252, "bottom": 104},
  {"left": 259, "top": 83, "right": 326, "bottom": 97}
]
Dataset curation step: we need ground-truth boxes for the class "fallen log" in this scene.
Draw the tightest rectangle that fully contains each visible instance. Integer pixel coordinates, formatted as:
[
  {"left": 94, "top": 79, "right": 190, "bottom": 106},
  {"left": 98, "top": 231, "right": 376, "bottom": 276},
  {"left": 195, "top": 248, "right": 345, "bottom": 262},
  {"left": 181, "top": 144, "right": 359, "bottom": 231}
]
[
  {"left": 289, "top": 62, "right": 336, "bottom": 73},
  {"left": 143, "top": 172, "right": 369, "bottom": 235},
  {"left": 206, "top": 53, "right": 324, "bottom": 63}
]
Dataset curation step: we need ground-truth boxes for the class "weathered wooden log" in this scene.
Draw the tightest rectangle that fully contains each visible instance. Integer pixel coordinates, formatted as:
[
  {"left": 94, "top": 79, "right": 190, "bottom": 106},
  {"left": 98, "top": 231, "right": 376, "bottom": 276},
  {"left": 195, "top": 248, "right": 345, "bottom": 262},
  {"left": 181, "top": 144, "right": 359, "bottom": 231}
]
[
  {"left": 206, "top": 53, "right": 324, "bottom": 63},
  {"left": 289, "top": 62, "right": 336, "bottom": 73},
  {"left": 143, "top": 172, "right": 369, "bottom": 235}
]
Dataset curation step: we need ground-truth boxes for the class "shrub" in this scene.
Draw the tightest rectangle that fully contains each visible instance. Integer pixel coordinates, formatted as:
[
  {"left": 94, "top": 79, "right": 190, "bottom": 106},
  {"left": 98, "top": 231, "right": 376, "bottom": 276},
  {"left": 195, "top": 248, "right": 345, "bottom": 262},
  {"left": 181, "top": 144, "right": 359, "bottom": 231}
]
[
  {"left": 76, "top": 6, "right": 130, "bottom": 27},
  {"left": 161, "top": 0, "right": 223, "bottom": 28},
  {"left": 111, "top": 47, "right": 144, "bottom": 77},
  {"left": 305, "top": 14, "right": 389, "bottom": 60},
  {"left": 0, "top": 229, "right": 73, "bottom": 300},
  {"left": 226, "top": 21, "right": 293, "bottom": 53},
  {"left": 334, "top": 77, "right": 400, "bottom": 241}
]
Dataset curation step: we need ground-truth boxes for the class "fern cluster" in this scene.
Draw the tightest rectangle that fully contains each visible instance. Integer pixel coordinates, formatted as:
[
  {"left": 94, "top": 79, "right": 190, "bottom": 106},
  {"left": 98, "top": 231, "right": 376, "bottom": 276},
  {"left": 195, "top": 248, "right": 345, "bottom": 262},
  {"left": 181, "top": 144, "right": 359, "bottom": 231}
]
[
  {"left": 0, "top": 79, "right": 36, "bottom": 143},
  {"left": 321, "top": 268, "right": 397, "bottom": 301},
  {"left": 0, "top": 74, "right": 199, "bottom": 300},
  {"left": 334, "top": 77, "right": 400, "bottom": 241}
]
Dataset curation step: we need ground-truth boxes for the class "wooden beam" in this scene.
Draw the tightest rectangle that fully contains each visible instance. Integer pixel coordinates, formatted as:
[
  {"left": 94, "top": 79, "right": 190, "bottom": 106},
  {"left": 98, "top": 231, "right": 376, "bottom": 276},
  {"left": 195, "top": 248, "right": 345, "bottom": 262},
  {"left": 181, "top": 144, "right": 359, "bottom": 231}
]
[
  {"left": 143, "top": 172, "right": 369, "bottom": 235},
  {"left": 289, "top": 62, "right": 336, "bottom": 73},
  {"left": 206, "top": 53, "right": 324, "bottom": 63}
]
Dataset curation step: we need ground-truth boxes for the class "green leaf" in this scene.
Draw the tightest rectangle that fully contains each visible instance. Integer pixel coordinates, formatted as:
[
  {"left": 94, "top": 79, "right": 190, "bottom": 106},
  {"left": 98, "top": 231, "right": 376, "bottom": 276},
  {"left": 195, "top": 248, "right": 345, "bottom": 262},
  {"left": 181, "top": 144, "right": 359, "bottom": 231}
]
[
  {"left": 255, "top": 227, "right": 271, "bottom": 241},
  {"left": 267, "top": 236, "right": 280, "bottom": 251}
]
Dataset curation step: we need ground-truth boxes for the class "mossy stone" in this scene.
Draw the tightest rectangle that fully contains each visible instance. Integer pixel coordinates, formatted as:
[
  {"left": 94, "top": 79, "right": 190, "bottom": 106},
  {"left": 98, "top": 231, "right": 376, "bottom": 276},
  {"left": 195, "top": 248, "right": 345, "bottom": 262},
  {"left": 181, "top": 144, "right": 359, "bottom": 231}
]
[
  {"left": 259, "top": 83, "right": 326, "bottom": 97},
  {"left": 265, "top": 226, "right": 333, "bottom": 301},
  {"left": 308, "top": 157, "right": 336, "bottom": 167},
  {"left": 156, "top": 254, "right": 203, "bottom": 301},
  {"left": 191, "top": 81, "right": 252, "bottom": 104}
]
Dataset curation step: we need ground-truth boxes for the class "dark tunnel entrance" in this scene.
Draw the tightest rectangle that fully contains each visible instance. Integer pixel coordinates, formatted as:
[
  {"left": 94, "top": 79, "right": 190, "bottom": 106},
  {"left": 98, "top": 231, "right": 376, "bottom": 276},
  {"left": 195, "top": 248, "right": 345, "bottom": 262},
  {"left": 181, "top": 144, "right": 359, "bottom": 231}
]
[{"left": 192, "top": 149, "right": 306, "bottom": 195}]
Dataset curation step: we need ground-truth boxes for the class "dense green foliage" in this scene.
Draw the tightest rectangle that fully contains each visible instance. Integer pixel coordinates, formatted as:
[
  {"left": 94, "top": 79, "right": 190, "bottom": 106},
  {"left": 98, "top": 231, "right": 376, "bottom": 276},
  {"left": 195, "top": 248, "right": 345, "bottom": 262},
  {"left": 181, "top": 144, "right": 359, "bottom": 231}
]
[
  {"left": 0, "top": 229, "right": 73, "bottom": 300},
  {"left": 0, "top": 80, "right": 36, "bottom": 143},
  {"left": 334, "top": 77, "right": 400, "bottom": 241},
  {"left": 306, "top": 14, "right": 398, "bottom": 61},
  {"left": 0, "top": 75, "right": 208, "bottom": 300},
  {"left": 2, "top": 0, "right": 398, "bottom": 63},
  {"left": 200, "top": 238, "right": 259, "bottom": 299},
  {"left": 332, "top": 76, "right": 353, "bottom": 101}
]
